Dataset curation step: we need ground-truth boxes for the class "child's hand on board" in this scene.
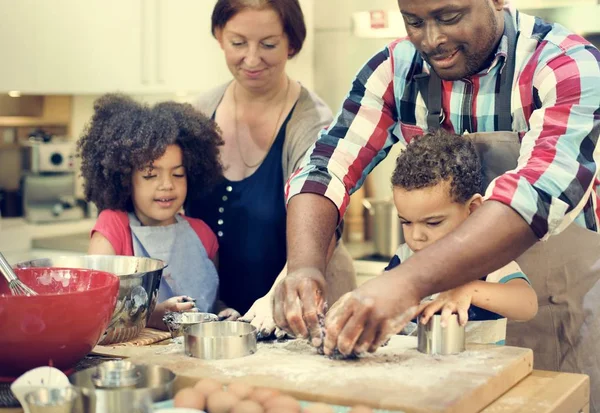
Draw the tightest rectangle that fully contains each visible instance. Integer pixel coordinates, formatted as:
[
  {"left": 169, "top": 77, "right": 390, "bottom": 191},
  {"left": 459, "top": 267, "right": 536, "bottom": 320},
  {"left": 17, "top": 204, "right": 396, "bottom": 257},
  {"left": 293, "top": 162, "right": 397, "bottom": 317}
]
[
  {"left": 218, "top": 308, "right": 241, "bottom": 321},
  {"left": 239, "top": 293, "right": 278, "bottom": 338},
  {"left": 147, "top": 296, "right": 196, "bottom": 330},
  {"left": 418, "top": 282, "right": 476, "bottom": 327}
]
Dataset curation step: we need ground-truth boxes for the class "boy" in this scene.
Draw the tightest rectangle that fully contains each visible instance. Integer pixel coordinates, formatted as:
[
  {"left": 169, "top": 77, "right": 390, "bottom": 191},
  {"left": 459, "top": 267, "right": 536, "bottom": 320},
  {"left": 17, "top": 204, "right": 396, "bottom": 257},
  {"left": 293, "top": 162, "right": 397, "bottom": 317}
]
[{"left": 387, "top": 131, "right": 538, "bottom": 344}]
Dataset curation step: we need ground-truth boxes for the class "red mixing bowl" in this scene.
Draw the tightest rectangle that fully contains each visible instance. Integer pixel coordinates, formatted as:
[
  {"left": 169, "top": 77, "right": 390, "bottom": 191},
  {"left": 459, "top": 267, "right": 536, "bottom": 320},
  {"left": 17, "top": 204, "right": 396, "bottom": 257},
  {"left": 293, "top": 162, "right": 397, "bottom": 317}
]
[{"left": 0, "top": 267, "right": 119, "bottom": 378}]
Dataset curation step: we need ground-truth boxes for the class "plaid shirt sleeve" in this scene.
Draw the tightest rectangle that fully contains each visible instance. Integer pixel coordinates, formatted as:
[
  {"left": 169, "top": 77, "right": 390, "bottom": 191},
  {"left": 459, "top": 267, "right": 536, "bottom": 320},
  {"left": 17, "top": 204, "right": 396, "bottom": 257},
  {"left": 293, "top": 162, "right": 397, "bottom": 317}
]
[
  {"left": 486, "top": 40, "right": 600, "bottom": 239},
  {"left": 285, "top": 44, "right": 401, "bottom": 220}
]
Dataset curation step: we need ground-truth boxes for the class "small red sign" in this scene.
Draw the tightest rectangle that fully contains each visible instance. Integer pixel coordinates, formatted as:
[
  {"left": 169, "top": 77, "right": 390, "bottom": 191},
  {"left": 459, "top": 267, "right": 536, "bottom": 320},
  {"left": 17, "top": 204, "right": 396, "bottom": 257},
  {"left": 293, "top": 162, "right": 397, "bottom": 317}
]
[{"left": 369, "top": 10, "right": 387, "bottom": 29}]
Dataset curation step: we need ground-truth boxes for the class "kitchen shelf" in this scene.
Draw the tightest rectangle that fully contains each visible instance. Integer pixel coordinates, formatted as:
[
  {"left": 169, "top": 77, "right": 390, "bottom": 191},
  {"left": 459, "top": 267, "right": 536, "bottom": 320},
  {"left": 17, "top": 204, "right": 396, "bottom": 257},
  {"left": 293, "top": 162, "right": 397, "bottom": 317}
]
[
  {"left": 0, "top": 118, "right": 69, "bottom": 127},
  {"left": 0, "top": 143, "right": 20, "bottom": 150}
]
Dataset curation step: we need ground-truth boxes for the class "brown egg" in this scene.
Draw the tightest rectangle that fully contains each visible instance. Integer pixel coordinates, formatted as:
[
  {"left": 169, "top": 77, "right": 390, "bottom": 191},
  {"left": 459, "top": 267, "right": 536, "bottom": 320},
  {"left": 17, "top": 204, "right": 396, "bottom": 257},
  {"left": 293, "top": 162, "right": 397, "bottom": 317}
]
[
  {"left": 173, "top": 387, "right": 206, "bottom": 410},
  {"left": 266, "top": 409, "right": 298, "bottom": 413},
  {"left": 207, "top": 390, "right": 241, "bottom": 413},
  {"left": 227, "top": 382, "right": 254, "bottom": 400},
  {"left": 194, "top": 378, "right": 224, "bottom": 397},
  {"left": 303, "top": 403, "right": 334, "bottom": 413},
  {"left": 231, "top": 399, "right": 265, "bottom": 413},
  {"left": 263, "top": 395, "right": 301, "bottom": 412},
  {"left": 349, "top": 406, "right": 374, "bottom": 413},
  {"left": 248, "top": 388, "right": 281, "bottom": 405}
]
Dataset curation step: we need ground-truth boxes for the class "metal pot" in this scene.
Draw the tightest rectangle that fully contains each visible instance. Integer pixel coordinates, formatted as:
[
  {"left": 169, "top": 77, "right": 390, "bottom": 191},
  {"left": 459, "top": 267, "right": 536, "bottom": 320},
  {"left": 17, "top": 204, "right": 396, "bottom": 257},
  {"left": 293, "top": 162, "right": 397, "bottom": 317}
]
[
  {"left": 69, "top": 361, "right": 175, "bottom": 413},
  {"left": 14, "top": 255, "right": 165, "bottom": 345},
  {"left": 362, "top": 197, "right": 404, "bottom": 258}
]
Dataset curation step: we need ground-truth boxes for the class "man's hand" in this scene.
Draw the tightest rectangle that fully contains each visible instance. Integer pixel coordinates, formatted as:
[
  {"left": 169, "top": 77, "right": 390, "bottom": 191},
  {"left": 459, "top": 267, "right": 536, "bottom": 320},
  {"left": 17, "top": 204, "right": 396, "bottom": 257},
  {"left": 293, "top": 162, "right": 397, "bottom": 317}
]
[
  {"left": 273, "top": 267, "right": 327, "bottom": 347},
  {"left": 147, "top": 296, "right": 196, "bottom": 330},
  {"left": 418, "top": 282, "right": 476, "bottom": 327},
  {"left": 322, "top": 273, "right": 420, "bottom": 357}
]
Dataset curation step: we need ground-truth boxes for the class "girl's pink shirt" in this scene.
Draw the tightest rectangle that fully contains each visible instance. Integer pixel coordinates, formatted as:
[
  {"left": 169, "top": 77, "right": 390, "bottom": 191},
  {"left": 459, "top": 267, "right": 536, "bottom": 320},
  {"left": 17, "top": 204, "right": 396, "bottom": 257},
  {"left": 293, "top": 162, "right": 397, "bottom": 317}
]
[{"left": 91, "top": 209, "right": 218, "bottom": 259}]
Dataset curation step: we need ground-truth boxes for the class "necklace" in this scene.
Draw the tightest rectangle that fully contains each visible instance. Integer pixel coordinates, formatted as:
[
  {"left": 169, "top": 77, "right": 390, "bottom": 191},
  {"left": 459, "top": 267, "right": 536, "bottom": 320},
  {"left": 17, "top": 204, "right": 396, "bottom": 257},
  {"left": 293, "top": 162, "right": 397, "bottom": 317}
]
[{"left": 232, "top": 77, "right": 291, "bottom": 169}]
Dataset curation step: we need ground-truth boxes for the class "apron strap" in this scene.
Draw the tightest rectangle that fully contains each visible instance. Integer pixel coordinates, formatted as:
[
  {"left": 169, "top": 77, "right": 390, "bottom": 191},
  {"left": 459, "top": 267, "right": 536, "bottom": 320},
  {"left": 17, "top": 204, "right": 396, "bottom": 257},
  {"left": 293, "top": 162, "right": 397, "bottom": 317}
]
[
  {"left": 496, "top": 12, "right": 517, "bottom": 131},
  {"left": 417, "top": 11, "right": 517, "bottom": 132}
]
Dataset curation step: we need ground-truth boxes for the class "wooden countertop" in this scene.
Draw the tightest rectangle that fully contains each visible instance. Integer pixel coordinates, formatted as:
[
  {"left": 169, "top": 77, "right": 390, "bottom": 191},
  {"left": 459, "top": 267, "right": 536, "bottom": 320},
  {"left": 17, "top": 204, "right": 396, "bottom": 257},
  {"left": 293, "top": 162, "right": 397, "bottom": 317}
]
[{"left": 1, "top": 369, "right": 588, "bottom": 413}]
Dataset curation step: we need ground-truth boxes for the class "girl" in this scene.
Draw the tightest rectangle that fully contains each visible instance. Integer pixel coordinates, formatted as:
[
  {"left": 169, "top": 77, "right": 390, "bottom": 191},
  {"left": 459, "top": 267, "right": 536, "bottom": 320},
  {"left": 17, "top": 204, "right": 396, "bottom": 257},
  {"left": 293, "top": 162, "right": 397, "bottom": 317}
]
[{"left": 78, "top": 94, "right": 237, "bottom": 330}]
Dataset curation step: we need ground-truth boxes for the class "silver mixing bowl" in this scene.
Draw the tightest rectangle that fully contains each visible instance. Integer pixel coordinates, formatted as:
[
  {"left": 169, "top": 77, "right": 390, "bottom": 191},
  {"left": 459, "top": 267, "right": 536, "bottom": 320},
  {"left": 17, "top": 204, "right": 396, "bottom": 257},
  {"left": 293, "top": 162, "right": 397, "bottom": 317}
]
[{"left": 15, "top": 255, "right": 165, "bottom": 345}]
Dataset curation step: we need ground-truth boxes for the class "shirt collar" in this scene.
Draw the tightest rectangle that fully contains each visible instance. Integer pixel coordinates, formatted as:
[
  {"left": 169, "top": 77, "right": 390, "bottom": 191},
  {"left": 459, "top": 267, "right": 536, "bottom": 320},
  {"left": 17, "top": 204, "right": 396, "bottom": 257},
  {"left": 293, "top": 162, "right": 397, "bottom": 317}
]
[{"left": 488, "top": 30, "right": 509, "bottom": 75}]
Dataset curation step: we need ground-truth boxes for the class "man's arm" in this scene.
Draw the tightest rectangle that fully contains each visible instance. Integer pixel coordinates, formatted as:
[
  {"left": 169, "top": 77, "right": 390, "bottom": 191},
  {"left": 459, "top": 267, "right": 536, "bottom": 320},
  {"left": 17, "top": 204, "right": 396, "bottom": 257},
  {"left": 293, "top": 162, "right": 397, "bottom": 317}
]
[
  {"left": 274, "top": 43, "right": 403, "bottom": 343},
  {"left": 272, "top": 194, "right": 339, "bottom": 345}
]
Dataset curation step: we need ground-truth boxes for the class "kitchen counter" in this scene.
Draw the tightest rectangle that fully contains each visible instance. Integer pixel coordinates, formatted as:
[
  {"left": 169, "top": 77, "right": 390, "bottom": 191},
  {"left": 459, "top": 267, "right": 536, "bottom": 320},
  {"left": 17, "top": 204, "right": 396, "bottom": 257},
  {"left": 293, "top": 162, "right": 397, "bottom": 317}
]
[
  {"left": 0, "top": 217, "right": 95, "bottom": 264},
  {"left": 0, "top": 369, "right": 589, "bottom": 413},
  {"left": 30, "top": 231, "right": 89, "bottom": 253},
  {"left": 0, "top": 217, "right": 95, "bottom": 250}
]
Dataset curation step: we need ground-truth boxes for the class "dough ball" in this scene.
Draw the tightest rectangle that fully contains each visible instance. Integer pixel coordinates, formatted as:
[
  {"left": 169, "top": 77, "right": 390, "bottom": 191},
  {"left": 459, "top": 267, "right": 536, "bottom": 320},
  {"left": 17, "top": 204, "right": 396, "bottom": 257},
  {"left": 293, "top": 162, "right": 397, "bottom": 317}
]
[
  {"left": 173, "top": 387, "right": 206, "bottom": 410},
  {"left": 227, "top": 382, "right": 254, "bottom": 400},
  {"left": 194, "top": 378, "right": 224, "bottom": 397},
  {"left": 248, "top": 388, "right": 281, "bottom": 405},
  {"left": 303, "top": 403, "right": 334, "bottom": 413},
  {"left": 349, "top": 406, "right": 374, "bottom": 413},
  {"left": 263, "top": 395, "right": 301, "bottom": 412},
  {"left": 231, "top": 399, "right": 264, "bottom": 413},
  {"left": 207, "top": 390, "right": 240, "bottom": 413}
]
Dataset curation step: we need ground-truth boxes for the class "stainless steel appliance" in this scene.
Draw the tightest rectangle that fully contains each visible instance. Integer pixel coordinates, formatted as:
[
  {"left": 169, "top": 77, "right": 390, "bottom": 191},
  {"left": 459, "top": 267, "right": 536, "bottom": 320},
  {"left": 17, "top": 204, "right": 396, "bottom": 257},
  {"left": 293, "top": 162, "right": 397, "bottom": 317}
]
[
  {"left": 20, "top": 140, "right": 84, "bottom": 223},
  {"left": 21, "top": 172, "right": 84, "bottom": 223},
  {"left": 21, "top": 140, "right": 76, "bottom": 173},
  {"left": 363, "top": 197, "right": 404, "bottom": 258}
]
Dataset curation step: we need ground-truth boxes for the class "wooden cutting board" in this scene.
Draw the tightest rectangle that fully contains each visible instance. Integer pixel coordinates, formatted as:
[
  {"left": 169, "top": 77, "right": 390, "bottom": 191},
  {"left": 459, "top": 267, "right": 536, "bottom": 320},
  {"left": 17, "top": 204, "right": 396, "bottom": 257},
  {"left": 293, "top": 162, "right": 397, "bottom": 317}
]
[{"left": 93, "top": 336, "right": 533, "bottom": 413}]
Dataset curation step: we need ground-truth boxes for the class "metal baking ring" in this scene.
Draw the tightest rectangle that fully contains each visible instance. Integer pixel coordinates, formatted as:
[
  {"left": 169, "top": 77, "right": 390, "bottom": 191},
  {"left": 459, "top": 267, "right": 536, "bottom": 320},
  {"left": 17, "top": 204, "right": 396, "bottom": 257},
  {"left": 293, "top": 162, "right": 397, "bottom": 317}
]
[
  {"left": 184, "top": 321, "right": 257, "bottom": 360},
  {"left": 417, "top": 314, "right": 466, "bottom": 355}
]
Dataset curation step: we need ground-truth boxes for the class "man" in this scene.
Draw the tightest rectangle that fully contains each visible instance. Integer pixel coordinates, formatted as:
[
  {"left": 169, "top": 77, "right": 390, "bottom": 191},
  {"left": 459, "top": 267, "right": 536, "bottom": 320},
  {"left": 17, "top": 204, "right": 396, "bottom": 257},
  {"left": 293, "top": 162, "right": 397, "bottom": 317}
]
[{"left": 273, "top": 0, "right": 600, "bottom": 410}]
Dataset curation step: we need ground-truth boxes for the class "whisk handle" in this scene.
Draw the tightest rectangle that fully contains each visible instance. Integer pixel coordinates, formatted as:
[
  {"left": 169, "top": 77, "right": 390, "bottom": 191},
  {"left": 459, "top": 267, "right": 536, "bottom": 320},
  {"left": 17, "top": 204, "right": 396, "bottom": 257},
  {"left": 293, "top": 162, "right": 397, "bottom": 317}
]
[{"left": 0, "top": 251, "right": 18, "bottom": 283}]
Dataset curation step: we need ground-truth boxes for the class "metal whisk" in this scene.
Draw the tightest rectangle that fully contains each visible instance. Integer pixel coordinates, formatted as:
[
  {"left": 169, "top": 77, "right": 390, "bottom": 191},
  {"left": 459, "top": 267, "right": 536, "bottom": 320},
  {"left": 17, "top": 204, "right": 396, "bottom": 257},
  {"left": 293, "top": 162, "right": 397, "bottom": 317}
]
[{"left": 0, "top": 251, "right": 37, "bottom": 296}]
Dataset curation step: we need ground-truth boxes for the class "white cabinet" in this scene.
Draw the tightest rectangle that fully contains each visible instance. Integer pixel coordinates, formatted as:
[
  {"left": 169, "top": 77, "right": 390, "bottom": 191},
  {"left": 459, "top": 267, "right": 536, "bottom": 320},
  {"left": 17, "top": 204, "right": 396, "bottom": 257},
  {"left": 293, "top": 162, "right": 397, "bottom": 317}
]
[
  {"left": 157, "top": 0, "right": 230, "bottom": 94},
  {"left": 0, "top": 0, "right": 145, "bottom": 94},
  {"left": 512, "top": 0, "right": 596, "bottom": 8},
  {"left": 0, "top": 0, "right": 229, "bottom": 94}
]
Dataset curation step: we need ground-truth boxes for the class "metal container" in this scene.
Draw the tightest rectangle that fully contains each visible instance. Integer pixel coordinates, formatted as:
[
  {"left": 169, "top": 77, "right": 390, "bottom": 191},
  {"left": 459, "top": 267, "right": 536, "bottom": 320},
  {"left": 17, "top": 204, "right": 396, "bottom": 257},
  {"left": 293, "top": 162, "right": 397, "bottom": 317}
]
[
  {"left": 417, "top": 314, "right": 465, "bottom": 355},
  {"left": 69, "top": 362, "right": 175, "bottom": 413},
  {"left": 15, "top": 255, "right": 165, "bottom": 345},
  {"left": 184, "top": 321, "right": 257, "bottom": 360},
  {"left": 23, "top": 386, "right": 95, "bottom": 413},
  {"left": 91, "top": 360, "right": 141, "bottom": 389},
  {"left": 363, "top": 198, "right": 404, "bottom": 258}
]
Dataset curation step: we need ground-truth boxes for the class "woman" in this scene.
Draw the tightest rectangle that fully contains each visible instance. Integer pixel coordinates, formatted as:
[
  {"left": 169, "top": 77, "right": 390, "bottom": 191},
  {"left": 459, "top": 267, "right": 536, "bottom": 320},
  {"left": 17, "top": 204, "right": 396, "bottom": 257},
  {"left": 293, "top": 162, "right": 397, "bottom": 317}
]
[{"left": 186, "top": 0, "right": 356, "bottom": 336}]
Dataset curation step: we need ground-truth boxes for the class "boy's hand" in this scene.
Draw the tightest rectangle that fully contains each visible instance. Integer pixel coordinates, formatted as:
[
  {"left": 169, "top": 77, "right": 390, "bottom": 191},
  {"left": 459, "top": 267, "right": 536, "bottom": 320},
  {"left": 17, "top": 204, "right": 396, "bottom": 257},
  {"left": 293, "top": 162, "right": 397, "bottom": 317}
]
[
  {"left": 418, "top": 282, "right": 476, "bottom": 327},
  {"left": 147, "top": 296, "right": 196, "bottom": 330},
  {"left": 218, "top": 308, "right": 241, "bottom": 321}
]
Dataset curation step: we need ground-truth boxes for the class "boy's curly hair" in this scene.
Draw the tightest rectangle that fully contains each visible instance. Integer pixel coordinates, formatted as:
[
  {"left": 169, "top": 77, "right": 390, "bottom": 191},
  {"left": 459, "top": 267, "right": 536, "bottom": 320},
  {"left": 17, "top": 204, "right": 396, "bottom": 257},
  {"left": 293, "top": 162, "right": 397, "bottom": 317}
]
[
  {"left": 391, "top": 130, "right": 482, "bottom": 203},
  {"left": 78, "top": 94, "right": 224, "bottom": 212}
]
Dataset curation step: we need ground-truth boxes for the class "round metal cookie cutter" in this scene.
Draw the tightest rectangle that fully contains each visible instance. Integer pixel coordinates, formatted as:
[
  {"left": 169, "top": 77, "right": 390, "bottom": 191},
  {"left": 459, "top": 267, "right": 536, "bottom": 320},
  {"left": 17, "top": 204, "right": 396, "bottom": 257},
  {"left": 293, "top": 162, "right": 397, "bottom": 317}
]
[
  {"left": 417, "top": 314, "right": 466, "bottom": 355},
  {"left": 184, "top": 321, "right": 257, "bottom": 360}
]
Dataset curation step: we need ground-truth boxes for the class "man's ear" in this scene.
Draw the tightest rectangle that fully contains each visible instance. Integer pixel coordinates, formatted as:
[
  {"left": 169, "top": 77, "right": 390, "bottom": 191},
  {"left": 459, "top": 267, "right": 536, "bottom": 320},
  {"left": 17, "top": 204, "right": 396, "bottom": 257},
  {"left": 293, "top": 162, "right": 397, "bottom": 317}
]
[
  {"left": 491, "top": 0, "right": 505, "bottom": 12},
  {"left": 468, "top": 194, "right": 484, "bottom": 215}
]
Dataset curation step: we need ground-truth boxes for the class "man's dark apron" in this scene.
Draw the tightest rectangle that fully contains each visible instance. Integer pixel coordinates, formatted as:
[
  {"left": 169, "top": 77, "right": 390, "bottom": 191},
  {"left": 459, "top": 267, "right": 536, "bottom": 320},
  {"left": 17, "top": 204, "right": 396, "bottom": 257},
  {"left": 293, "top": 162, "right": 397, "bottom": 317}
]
[{"left": 416, "top": 12, "right": 600, "bottom": 411}]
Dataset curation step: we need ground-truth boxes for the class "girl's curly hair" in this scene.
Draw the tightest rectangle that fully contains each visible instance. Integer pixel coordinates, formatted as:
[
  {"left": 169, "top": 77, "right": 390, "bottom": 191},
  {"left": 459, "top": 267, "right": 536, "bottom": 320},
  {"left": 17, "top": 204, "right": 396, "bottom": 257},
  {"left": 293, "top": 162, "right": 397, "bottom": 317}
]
[
  {"left": 78, "top": 94, "right": 224, "bottom": 212},
  {"left": 391, "top": 130, "right": 482, "bottom": 203}
]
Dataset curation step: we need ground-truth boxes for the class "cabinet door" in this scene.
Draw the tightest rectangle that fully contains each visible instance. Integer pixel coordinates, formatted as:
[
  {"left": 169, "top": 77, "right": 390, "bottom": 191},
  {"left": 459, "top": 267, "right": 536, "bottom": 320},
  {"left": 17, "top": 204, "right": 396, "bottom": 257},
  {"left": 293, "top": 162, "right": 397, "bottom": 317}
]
[
  {"left": 0, "top": 0, "right": 146, "bottom": 94},
  {"left": 157, "top": 0, "right": 230, "bottom": 94}
]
